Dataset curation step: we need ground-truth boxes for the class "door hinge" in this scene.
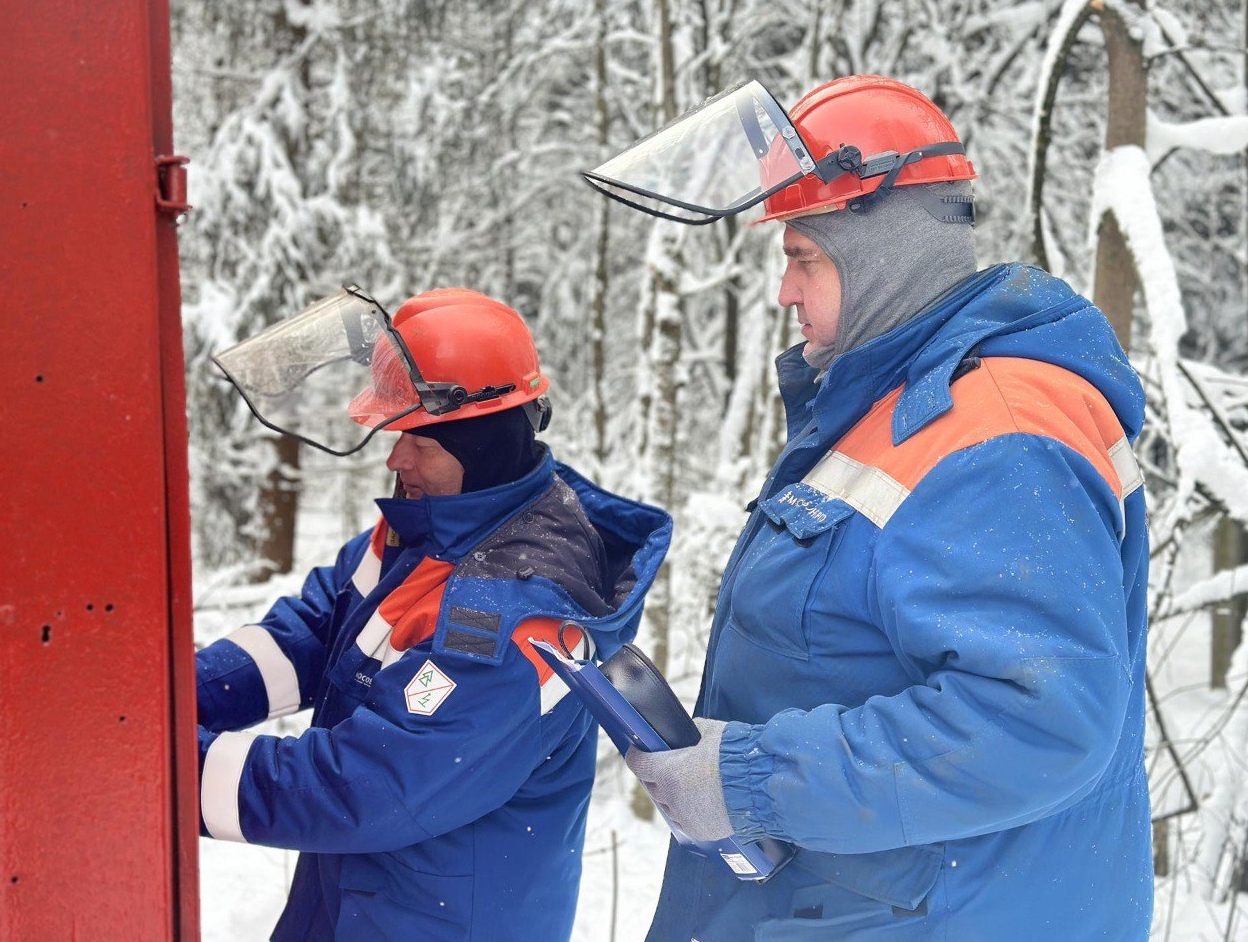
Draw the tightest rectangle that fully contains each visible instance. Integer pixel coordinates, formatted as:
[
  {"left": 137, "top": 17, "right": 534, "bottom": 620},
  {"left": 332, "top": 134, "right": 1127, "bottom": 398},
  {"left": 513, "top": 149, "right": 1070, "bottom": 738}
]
[{"left": 155, "top": 154, "right": 191, "bottom": 217}]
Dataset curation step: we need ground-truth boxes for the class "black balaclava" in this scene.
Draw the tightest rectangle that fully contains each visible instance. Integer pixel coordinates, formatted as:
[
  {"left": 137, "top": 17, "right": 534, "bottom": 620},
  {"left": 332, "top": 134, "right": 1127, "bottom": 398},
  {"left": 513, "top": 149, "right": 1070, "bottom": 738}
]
[
  {"left": 410, "top": 406, "right": 542, "bottom": 494},
  {"left": 787, "top": 180, "right": 977, "bottom": 372}
]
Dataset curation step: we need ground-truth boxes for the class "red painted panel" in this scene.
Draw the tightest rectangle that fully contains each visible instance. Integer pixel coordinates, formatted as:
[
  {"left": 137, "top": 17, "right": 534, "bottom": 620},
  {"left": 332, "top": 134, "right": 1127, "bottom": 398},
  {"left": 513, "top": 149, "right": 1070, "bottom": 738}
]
[{"left": 0, "top": 0, "right": 198, "bottom": 938}]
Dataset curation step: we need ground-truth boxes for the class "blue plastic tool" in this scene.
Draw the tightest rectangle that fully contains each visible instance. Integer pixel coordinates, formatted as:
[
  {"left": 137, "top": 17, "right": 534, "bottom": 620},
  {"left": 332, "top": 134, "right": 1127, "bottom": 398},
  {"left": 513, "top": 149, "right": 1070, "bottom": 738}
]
[{"left": 531, "top": 637, "right": 794, "bottom": 882}]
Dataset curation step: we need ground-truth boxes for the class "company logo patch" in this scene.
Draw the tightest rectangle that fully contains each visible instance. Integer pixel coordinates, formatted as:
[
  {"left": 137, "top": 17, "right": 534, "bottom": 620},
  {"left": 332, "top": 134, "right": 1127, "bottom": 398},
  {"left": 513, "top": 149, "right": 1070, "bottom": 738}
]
[{"left": 404, "top": 660, "right": 456, "bottom": 715}]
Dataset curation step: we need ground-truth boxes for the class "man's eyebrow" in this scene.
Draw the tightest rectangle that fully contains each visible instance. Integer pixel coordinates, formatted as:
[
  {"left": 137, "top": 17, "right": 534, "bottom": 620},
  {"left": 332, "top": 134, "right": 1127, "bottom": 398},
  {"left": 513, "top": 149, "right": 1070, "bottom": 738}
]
[{"left": 783, "top": 245, "right": 820, "bottom": 260}]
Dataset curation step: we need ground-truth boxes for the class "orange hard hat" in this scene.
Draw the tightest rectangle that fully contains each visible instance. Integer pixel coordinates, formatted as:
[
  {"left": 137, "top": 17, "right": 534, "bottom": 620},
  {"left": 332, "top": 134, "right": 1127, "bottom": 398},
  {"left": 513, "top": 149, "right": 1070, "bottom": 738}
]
[
  {"left": 349, "top": 287, "right": 550, "bottom": 433},
  {"left": 757, "top": 75, "right": 976, "bottom": 223},
  {"left": 582, "top": 75, "right": 974, "bottom": 226}
]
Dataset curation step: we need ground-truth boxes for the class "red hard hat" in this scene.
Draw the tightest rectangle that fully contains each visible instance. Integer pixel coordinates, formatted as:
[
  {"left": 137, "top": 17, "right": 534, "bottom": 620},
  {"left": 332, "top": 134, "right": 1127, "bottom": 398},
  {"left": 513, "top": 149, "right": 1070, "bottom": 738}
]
[
  {"left": 349, "top": 288, "right": 550, "bottom": 432},
  {"left": 757, "top": 75, "right": 976, "bottom": 224}
]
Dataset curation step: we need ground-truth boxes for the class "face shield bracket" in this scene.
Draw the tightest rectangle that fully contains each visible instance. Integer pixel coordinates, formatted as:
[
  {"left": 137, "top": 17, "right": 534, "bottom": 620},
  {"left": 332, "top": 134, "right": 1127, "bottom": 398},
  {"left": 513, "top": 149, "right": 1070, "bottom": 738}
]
[
  {"left": 342, "top": 284, "right": 483, "bottom": 419},
  {"left": 585, "top": 76, "right": 971, "bottom": 226}
]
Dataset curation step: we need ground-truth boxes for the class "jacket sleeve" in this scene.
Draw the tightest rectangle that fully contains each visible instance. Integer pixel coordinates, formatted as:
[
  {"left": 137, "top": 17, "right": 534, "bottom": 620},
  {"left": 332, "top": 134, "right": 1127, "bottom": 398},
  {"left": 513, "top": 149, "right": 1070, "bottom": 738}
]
[
  {"left": 195, "top": 531, "right": 373, "bottom": 733},
  {"left": 196, "top": 636, "right": 547, "bottom": 853},
  {"left": 718, "top": 433, "right": 1134, "bottom": 854}
]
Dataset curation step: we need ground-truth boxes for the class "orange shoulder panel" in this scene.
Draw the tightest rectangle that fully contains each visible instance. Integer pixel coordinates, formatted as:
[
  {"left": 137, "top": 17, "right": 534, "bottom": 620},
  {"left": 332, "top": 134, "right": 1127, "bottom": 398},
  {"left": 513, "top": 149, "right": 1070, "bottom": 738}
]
[
  {"left": 835, "top": 357, "right": 1128, "bottom": 499},
  {"left": 385, "top": 558, "right": 456, "bottom": 651},
  {"left": 368, "top": 518, "right": 389, "bottom": 559},
  {"left": 514, "top": 618, "right": 584, "bottom": 685}
]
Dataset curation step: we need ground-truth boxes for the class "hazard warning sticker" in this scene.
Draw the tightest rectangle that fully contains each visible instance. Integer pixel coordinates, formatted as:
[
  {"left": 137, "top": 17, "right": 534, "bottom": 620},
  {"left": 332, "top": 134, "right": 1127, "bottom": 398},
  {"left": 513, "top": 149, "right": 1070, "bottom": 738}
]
[{"left": 404, "top": 660, "right": 456, "bottom": 715}]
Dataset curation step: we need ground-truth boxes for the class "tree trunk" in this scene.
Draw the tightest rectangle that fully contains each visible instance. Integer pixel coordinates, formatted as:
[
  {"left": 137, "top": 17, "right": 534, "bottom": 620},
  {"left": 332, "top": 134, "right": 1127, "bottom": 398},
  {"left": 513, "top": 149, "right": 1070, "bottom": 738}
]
[
  {"left": 1212, "top": 516, "right": 1248, "bottom": 689},
  {"left": 1153, "top": 818, "right": 1169, "bottom": 877},
  {"left": 722, "top": 217, "right": 739, "bottom": 388},
  {"left": 632, "top": 0, "right": 684, "bottom": 822},
  {"left": 1091, "top": 0, "right": 1148, "bottom": 351},
  {"left": 639, "top": 0, "right": 682, "bottom": 682},
  {"left": 590, "top": 0, "right": 611, "bottom": 470},
  {"left": 255, "top": 433, "right": 301, "bottom": 581}
]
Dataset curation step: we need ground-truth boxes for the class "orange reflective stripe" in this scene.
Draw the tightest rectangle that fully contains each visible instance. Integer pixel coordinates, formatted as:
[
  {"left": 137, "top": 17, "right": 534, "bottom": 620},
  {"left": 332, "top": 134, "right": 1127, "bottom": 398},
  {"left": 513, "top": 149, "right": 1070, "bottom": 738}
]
[
  {"left": 517, "top": 619, "right": 592, "bottom": 714},
  {"left": 809, "top": 357, "right": 1140, "bottom": 527},
  {"left": 354, "top": 557, "right": 455, "bottom": 663},
  {"left": 369, "top": 519, "right": 389, "bottom": 557},
  {"left": 384, "top": 559, "right": 455, "bottom": 653}
]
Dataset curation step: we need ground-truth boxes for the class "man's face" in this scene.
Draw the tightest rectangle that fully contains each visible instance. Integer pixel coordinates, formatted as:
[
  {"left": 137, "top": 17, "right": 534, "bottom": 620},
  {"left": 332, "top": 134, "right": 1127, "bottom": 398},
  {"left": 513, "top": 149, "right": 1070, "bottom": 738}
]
[
  {"left": 386, "top": 432, "right": 465, "bottom": 498},
  {"left": 777, "top": 224, "right": 843, "bottom": 349}
]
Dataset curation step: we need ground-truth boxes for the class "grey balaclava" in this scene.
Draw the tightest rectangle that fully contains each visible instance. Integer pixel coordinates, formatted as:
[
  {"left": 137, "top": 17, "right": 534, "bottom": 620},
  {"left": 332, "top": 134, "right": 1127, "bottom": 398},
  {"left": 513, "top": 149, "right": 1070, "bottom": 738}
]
[{"left": 787, "top": 180, "right": 977, "bottom": 372}]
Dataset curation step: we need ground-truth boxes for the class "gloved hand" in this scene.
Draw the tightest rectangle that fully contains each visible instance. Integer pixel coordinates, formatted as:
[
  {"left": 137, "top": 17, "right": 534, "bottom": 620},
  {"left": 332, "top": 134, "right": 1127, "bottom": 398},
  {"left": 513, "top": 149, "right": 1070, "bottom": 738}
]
[{"left": 625, "top": 717, "right": 733, "bottom": 842}]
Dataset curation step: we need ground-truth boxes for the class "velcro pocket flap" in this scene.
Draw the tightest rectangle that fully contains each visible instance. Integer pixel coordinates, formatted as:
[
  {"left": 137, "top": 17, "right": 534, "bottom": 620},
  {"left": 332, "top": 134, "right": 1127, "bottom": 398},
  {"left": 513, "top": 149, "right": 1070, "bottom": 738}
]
[{"left": 759, "top": 483, "right": 855, "bottom": 540}]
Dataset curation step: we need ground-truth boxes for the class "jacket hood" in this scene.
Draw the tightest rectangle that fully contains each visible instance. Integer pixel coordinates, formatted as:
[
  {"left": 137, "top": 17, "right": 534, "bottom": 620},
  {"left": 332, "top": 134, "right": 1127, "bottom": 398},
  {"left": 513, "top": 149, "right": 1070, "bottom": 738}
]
[
  {"left": 431, "top": 461, "right": 673, "bottom": 667},
  {"left": 789, "top": 264, "right": 1145, "bottom": 448},
  {"left": 891, "top": 264, "right": 1145, "bottom": 446}
]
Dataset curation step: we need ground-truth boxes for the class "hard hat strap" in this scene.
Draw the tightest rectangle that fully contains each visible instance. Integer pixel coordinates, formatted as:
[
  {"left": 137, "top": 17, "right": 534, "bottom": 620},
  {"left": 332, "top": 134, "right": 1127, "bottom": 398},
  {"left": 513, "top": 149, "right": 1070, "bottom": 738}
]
[
  {"left": 846, "top": 141, "right": 968, "bottom": 214},
  {"left": 901, "top": 186, "right": 976, "bottom": 225},
  {"left": 812, "top": 143, "right": 866, "bottom": 184}
]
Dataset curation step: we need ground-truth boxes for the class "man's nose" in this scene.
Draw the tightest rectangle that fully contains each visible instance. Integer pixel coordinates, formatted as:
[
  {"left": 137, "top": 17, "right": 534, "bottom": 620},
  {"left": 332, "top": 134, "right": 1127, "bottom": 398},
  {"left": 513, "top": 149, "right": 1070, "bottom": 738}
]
[
  {"left": 385, "top": 435, "right": 411, "bottom": 472},
  {"left": 777, "top": 268, "right": 800, "bottom": 309}
]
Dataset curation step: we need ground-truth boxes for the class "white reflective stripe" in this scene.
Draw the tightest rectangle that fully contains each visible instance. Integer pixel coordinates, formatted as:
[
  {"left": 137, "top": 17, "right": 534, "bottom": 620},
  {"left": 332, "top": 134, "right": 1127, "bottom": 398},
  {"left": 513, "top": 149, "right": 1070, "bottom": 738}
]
[
  {"left": 352, "top": 546, "right": 382, "bottom": 596},
  {"left": 1109, "top": 437, "right": 1144, "bottom": 497},
  {"left": 540, "top": 675, "right": 570, "bottom": 714},
  {"left": 201, "top": 731, "right": 259, "bottom": 843},
  {"left": 540, "top": 631, "right": 593, "bottom": 715},
  {"left": 379, "top": 640, "right": 405, "bottom": 668},
  {"left": 803, "top": 451, "right": 910, "bottom": 529},
  {"left": 355, "top": 608, "right": 394, "bottom": 661},
  {"left": 225, "top": 625, "right": 302, "bottom": 719}
]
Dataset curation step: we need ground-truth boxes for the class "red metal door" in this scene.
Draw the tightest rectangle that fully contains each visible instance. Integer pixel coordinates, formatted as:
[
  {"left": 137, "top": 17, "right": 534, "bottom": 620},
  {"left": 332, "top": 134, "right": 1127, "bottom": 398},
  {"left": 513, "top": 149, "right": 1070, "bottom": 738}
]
[{"left": 0, "top": 0, "right": 199, "bottom": 938}]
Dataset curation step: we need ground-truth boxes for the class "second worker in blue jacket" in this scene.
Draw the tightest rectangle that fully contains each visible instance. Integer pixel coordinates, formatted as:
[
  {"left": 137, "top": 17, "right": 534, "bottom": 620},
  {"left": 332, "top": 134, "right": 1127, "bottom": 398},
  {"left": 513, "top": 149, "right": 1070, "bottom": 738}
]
[
  {"left": 196, "top": 287, "right": 672, "bottom": 942},
  {"left": 588, "top": 76, "right": 1152, "bottom": 940}
]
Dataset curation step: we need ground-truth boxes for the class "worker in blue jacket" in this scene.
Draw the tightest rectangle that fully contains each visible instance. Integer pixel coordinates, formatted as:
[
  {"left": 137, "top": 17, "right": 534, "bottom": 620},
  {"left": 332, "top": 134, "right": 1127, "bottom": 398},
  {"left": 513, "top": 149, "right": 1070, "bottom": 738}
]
[
  {"left": 197, "top": 287, "right": 671, "bottom": 942},
  {"left": 588, "top": 77, "right": 1152, "bottom": 939}
]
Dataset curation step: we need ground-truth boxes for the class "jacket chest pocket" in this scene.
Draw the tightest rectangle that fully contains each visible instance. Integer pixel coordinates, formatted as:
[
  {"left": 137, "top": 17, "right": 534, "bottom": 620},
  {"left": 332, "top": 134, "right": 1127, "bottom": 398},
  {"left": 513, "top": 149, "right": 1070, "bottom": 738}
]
[{"left": 727, "top": 483, "right": 854, "bottom": 661}]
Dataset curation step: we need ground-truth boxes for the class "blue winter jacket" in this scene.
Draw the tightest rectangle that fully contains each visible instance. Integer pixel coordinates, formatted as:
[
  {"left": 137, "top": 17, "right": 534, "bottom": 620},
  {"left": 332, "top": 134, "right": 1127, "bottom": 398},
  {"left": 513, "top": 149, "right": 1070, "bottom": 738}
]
[
  {"left": 195, "top": 450, "right": 671, "bottom": 942},
  {"left": 645, "top": 265, "right": 1152, "bottom": 941}
]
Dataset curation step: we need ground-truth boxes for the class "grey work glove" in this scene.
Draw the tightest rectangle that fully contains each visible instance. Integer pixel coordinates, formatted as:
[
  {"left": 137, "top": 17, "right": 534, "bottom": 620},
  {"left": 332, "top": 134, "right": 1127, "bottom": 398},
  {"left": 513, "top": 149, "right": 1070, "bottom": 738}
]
[{"left": 625, "top": 717, "right": 733, "bottom": 842}]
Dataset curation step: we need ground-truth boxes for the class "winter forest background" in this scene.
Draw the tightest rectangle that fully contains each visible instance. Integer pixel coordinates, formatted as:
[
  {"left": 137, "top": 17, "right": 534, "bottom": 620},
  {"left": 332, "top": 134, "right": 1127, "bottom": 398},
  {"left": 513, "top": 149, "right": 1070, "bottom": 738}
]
[{"left": 172, "top": 0, "right": 1248, "bottom": 938}]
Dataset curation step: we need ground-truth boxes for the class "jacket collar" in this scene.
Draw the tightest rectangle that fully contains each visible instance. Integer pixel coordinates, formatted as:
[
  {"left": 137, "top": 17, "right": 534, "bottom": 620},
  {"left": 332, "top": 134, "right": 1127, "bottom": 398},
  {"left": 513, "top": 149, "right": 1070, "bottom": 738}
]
[
  {"left": 375, "top": 445, "right": 556, "bottom": 559},
  {"left": 777, "top": 266, "right": 1018, "bottom": 449}
]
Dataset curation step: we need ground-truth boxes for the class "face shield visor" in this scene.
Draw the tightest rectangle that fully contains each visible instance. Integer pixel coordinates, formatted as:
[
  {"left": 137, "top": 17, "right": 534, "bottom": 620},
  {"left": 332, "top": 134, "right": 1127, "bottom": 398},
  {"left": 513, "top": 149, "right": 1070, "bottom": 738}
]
[
  {"left": 213, "top": 286, "right": 474, "bottom": 457},
  {"left": 582, "top": 81, "right": 814, "bottom": 225}
]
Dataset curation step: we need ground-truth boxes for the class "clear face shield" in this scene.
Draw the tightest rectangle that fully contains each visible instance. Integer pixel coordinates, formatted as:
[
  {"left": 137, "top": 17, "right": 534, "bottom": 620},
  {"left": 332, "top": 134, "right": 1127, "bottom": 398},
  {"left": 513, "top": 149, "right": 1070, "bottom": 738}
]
[
  {"left": 582, "top": 81, "right": 815, "bottom": 224},
  {"left": 213, "top": 286, "right": 473, "bottom": 457}
]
